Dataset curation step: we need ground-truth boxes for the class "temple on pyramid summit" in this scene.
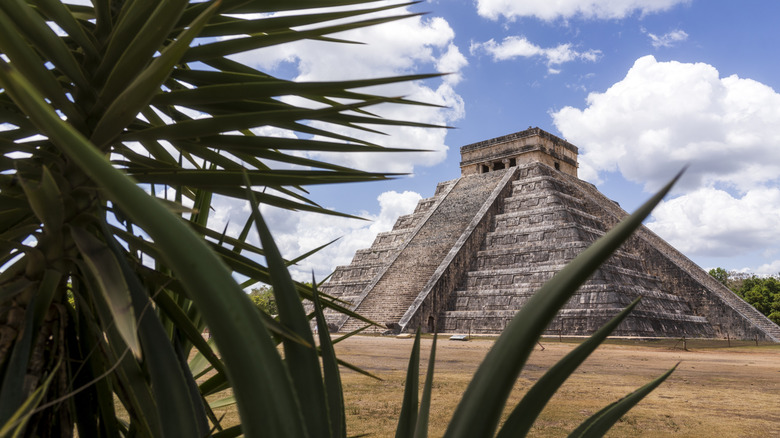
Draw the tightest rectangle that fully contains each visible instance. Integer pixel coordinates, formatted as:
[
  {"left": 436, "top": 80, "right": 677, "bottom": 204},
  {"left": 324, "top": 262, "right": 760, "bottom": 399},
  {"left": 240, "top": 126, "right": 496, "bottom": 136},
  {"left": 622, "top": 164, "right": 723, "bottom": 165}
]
[{"left": 320, "top": 127, "right": 780, "bottom": 341}]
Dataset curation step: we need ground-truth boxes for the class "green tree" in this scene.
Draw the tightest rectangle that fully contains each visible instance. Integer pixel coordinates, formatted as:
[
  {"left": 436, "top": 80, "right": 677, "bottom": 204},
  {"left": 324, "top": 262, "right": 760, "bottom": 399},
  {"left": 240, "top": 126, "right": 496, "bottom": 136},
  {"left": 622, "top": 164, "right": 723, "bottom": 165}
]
[
  {"left": 742, "top": 284, "right": 770, "bottom": 314},
  {"left": 708, "top": 267, "right": 730, "bottom": 286},
  {"left": 730, "top": 274, "right": 780, "bottom": 322},
  {"left": 771, "top": 290, "right": 780, "bottom": 315},
  {"left": 735, "top": 274, "right": 762, "bottom": 295},
  {"left": 249, "top": 286, "right": 278, "bottom": 315},
  {"left": 0, "top": 1, "right": 678, "bottom": 436}
]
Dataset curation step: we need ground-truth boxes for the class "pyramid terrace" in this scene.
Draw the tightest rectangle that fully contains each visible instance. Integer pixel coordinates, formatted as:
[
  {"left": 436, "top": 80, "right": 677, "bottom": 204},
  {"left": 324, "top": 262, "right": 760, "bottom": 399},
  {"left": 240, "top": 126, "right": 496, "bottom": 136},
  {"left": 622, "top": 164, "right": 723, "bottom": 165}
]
[{"left": 318, "top": 128, "right": 780, "bottom": 342}]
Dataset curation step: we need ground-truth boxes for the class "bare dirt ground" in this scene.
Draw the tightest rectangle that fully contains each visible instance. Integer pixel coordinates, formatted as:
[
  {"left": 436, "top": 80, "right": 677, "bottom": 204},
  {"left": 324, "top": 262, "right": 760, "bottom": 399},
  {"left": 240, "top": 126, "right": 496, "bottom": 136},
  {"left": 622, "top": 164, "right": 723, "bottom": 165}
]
[{"left": 334, "top": 336, "right": 780, "bottom": 437}]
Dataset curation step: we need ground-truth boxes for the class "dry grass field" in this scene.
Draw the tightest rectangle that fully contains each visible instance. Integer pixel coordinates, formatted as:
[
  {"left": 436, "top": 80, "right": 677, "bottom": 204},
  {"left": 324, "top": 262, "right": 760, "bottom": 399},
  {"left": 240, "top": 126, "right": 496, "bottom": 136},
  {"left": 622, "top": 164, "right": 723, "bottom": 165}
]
[
  {"left": 207, "top": 335, "right": 779, "bottom": 437},
  {"left": 329, "top": 335, "right": 779, "bottom": 437}
]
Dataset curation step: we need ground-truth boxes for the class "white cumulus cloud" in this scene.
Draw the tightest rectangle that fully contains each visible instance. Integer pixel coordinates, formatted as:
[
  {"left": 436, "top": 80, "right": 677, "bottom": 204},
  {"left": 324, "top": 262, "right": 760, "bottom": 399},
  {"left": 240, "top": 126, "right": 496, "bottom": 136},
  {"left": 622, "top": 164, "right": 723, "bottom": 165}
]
[
  {"left": 437, "top": 43, "right": 469, "bottom": 85},
  {"left": 646, "top": 187, "right": 780, "bottom": 257},
  {"left": 470, "top": 36, "right": 601, "bottom": 73},
  {"left": 227, "top": 6, "right": 467, "bottom": 174},
  {"left": 273, "top": 190, "right": 423, "bottom": 281},
  {"left": 476, "top": 0, "right": 690, "bottom": 21},
  {"left": 754, "top": 260, "right": 780, "bottom": 276},
  {"left": 552, "top": 55, "right": 780, "bottom": 190},
  {"left": 552, "top": 55, "right": 780, "bottom": 269},
  {"left": 205, "top": 190, "right": 423, "bottom": 282},
  {"left": 643, "top": 28, "right": 689, "bottom": 48}
]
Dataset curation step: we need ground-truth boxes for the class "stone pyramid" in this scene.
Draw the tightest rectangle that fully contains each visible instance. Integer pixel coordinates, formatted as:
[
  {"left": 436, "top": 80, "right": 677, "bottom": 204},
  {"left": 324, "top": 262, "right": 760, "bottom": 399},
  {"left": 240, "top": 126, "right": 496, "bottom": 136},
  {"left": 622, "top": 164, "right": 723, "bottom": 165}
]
[{"left": 320, "top": 127, "right": 780, "bottom": 341}]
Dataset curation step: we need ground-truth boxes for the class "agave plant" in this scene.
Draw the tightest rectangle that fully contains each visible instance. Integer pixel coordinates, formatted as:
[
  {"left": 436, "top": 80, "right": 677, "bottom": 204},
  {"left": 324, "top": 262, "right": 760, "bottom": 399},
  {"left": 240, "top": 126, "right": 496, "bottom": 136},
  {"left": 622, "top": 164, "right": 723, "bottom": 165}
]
[
  {"left": 0, "top": 0, "right": 678, "bottom": 436},
  {"left": 0, "top": 0, "right": 439, "bottom": 436}
]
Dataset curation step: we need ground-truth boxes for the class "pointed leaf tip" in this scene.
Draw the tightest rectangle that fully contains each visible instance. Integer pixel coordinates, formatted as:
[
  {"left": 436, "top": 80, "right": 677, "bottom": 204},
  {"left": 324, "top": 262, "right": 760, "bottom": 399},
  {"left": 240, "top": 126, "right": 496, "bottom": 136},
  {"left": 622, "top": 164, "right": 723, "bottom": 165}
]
[{"left": 70, "top": 226, "right": 142, "bottom": 359}]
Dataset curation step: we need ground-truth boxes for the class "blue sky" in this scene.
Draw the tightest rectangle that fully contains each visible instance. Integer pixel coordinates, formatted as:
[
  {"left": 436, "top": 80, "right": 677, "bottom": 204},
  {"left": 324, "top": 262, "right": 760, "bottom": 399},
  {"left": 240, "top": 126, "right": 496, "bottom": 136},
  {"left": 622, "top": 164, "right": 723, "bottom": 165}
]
[{"left": 212, "top": 0, "right": 780, "bottom": 281}]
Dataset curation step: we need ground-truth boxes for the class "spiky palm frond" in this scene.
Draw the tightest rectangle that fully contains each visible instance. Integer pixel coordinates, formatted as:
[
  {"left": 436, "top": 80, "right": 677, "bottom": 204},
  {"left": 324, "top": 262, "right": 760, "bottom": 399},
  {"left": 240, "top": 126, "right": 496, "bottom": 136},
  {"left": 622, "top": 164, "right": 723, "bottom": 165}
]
[{"left": 0, "top": 1, "right": 432, "bottom": 436}]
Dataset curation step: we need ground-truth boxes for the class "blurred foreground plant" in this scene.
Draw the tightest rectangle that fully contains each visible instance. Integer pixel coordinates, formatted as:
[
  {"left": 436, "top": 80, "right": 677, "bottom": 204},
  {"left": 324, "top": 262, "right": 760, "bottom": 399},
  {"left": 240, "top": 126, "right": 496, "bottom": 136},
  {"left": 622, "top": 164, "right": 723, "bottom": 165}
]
[
  {"left": 0, "top": 0, "right": 676, "bottom": 436},
  {"left": 0, "top": 0, "right": 437, "bottom": 436}
]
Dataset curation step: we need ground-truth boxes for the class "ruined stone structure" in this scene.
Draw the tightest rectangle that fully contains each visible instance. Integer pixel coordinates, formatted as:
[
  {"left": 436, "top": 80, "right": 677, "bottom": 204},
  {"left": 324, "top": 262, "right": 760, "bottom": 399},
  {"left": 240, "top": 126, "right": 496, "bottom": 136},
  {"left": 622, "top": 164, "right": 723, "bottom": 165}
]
[{"left": 320, "top": 127, "right": 780, "bottom": 342}]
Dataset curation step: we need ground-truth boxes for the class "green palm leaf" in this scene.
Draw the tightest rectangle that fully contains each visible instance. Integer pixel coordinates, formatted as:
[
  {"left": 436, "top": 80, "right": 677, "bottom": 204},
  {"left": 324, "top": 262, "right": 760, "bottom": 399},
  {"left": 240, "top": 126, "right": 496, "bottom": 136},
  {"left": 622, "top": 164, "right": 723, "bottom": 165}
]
[{"left": 1, "top": 1, "right": 436, "bottom": 435}]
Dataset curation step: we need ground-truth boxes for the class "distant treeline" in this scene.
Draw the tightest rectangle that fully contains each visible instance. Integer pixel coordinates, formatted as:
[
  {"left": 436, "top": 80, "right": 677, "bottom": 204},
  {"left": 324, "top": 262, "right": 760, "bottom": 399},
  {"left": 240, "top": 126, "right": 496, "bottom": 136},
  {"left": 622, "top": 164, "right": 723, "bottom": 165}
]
[
  {"left": 249, "top": 285, "right": 278, "bottom": 315},
  {"left": 248, "top": 282, "right": 313, "bottom": 316},
  {"left": 709, "top": 268, "right": 780, "bottom": 325}
]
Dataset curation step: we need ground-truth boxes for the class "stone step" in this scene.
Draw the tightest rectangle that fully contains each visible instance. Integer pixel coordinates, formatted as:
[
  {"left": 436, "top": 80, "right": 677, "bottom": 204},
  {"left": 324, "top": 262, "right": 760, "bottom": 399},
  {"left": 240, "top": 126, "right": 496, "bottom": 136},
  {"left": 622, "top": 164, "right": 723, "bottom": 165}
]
[
  {"left": 318, "top": 280, "right": 369, "bottom": 297},
  {"left": 350, "top": 246, "right": 402, "bottom": 266},
  {"left": 433, "top": 179, "right": 458, "bottom": 196},
  {"left": 464, "top": 263, "right": 663, "bottom": 290},
  {"left": 329, "top": 259, "right": 386, "bottom": 272},
  {"left": 502, "top": 190, "right": 588, "bottom": 213},
  {"left": 328, "top": 265, "right": 383, "bottom": 283},
  {"left": 413, "top": 198, "right": 437, "bottom": 214},
  {"left": 453, "top": 283, "right": 689, "bottom": 305},
  {"left": 449, "top": 296, "right": 693, "bottom": 320},
  {"left": 451, "top": 291, "right": 693, "bottom": 315},
  {"left": 510, "top": 175, "right": 581, "bottom": 198},
  {"left": 443, "top": 307, "right": 708, "bottom": 322},
  {"left": 473, "top": 244, "right": 644, "bottom": 272},
  {"left": 355, "top": 241, "right": 405, "bottom": 254},
  {"left": 484, "top": 223, "right": 605, "bottom": 248},
  {"left": 493, "top": 205, "right": 604, "bottom": 231},
  {"left": 474, "top": 242, "right": 586, "bottom": 270},
  {"left": 441, "top": 309, "right": 714, "bottom": 338},
  {"left": 371, "top": 229, "right": 415, "bottom": 247},
  {"left": 393, "top": 211, "right": 429, "bottom": 231}
]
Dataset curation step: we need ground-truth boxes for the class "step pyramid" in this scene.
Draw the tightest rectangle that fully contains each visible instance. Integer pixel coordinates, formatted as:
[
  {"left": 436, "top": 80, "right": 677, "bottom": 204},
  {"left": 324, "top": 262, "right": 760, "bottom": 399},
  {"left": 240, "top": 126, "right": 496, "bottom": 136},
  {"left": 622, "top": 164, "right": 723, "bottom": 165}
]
[{"left": 320, "top": 127, "right": 780, "bottom": 341}]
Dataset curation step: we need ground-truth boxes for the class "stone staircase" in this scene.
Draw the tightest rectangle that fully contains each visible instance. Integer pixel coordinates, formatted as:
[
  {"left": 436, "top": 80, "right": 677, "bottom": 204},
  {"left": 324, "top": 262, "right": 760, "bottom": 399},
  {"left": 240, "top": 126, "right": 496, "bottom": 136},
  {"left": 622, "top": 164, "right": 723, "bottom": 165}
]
[
  {"left": 317, "top": 180, "right": 456, "bottom": 325},
  {"left": 441, "top": 163, "right": 715, "bottom": 337},
  {"left": 337, "top": 170, "right": 509, "bottom": 333}
]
